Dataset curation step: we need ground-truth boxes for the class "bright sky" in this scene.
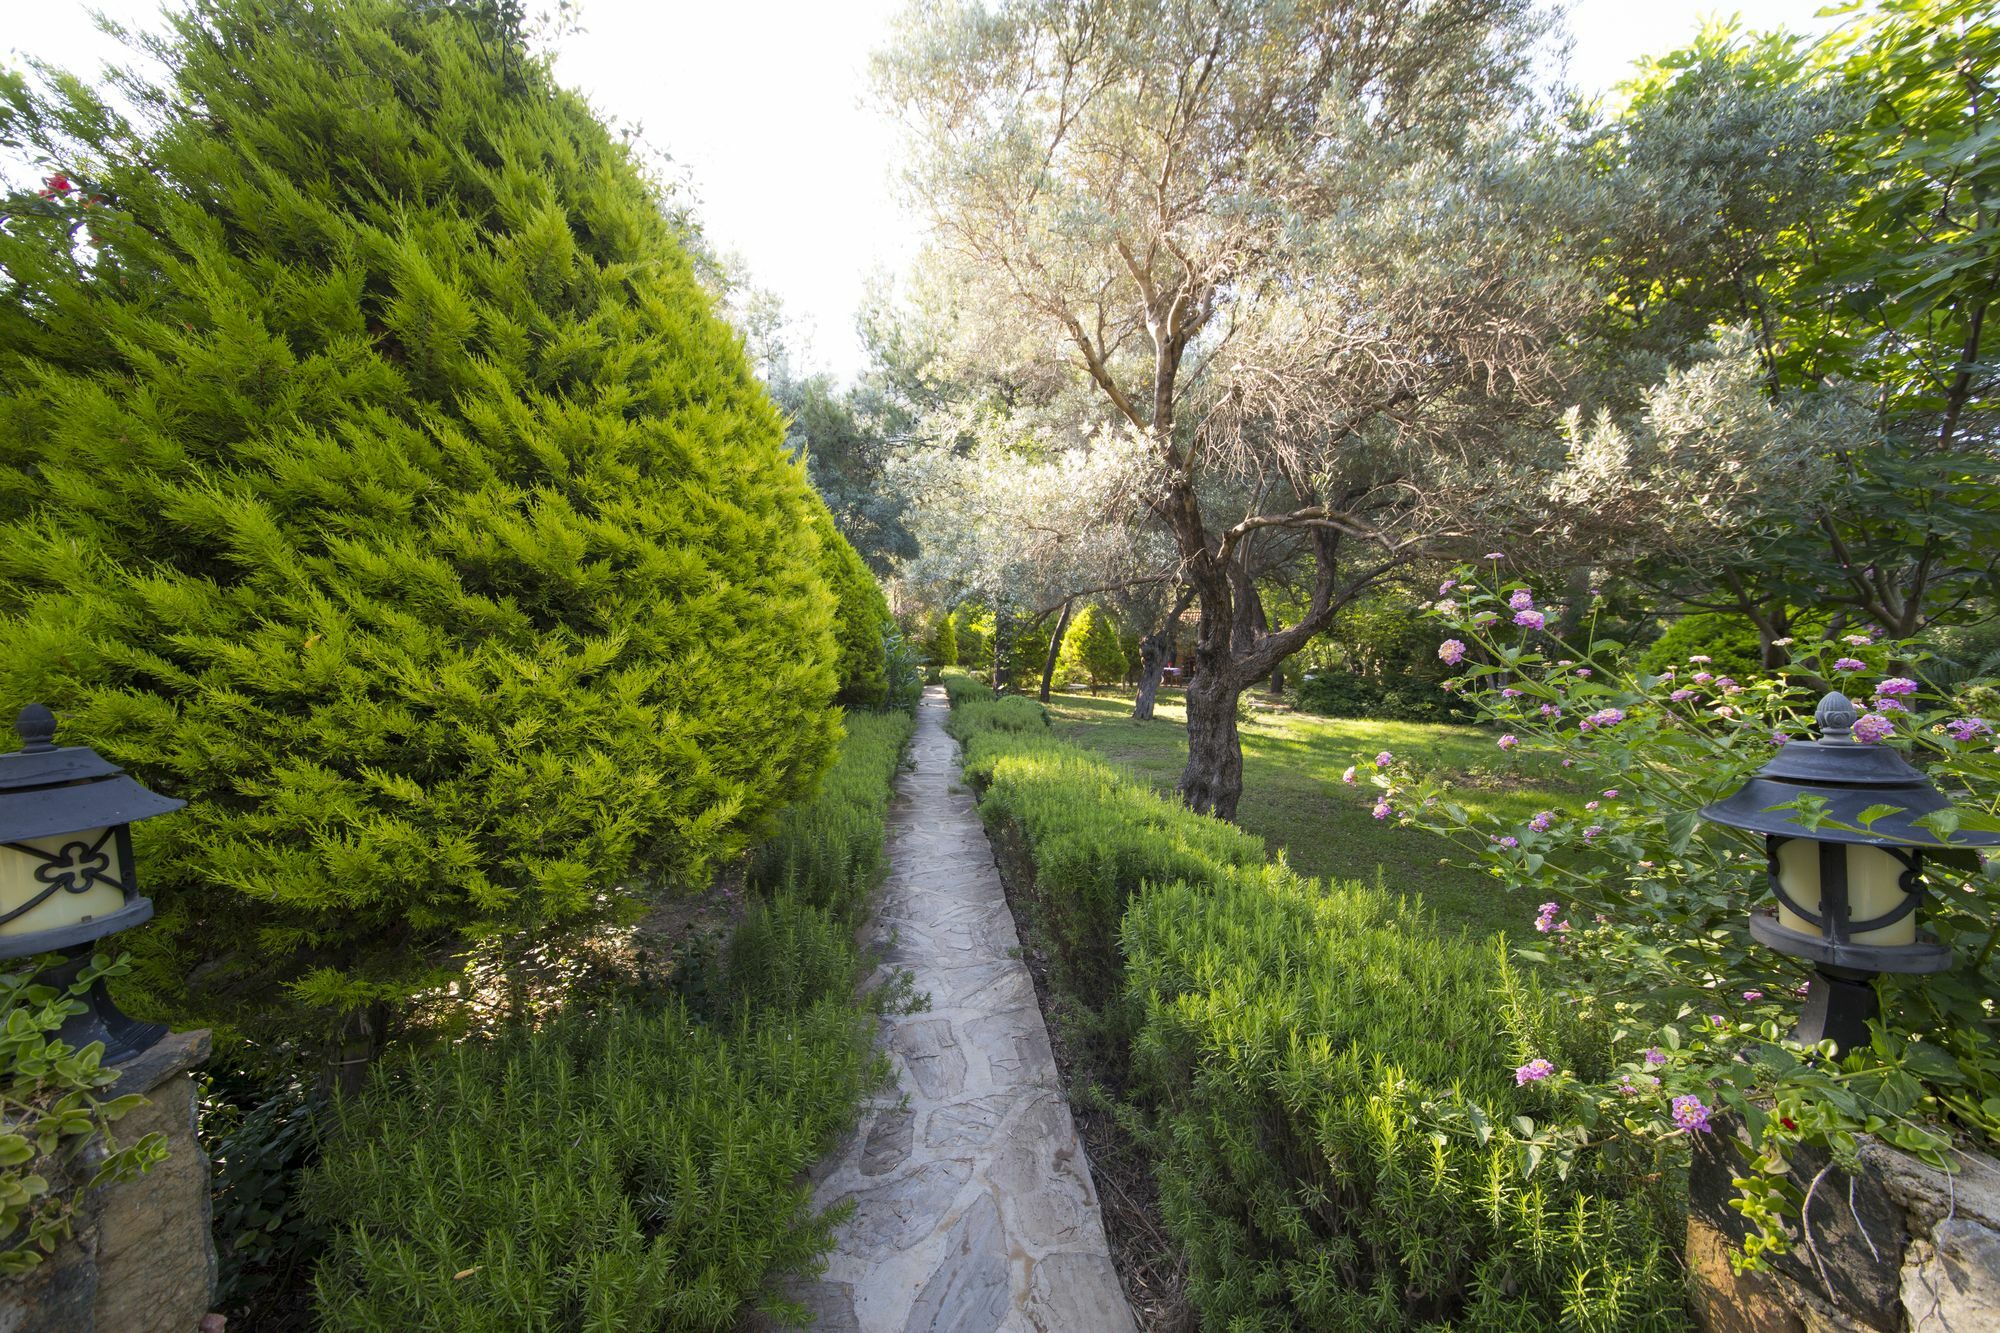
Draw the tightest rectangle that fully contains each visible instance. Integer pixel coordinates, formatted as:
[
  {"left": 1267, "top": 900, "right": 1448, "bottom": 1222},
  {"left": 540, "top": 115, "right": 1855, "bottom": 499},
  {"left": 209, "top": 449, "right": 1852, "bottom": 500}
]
[{"left": 10, "top": 0, "right": 1845, "bottom": 381}]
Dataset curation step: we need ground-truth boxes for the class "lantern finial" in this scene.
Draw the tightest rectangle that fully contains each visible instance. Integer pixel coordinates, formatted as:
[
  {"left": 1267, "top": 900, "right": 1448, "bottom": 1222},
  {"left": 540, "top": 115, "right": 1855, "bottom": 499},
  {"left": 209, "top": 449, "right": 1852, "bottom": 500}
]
[
  {"left": 14, "top": 704, "right": 56, "bottom": 753},
  {"left": 1815, "top": 691, "right": 1857, "bottom": 742}
]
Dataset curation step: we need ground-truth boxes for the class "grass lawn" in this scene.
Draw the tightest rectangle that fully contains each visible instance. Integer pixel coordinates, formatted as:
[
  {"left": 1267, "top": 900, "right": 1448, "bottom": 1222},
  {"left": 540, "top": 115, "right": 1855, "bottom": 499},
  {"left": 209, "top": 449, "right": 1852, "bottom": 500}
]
[{"left": 1038, "top": 688, "right": 1580, "bottom": 940}]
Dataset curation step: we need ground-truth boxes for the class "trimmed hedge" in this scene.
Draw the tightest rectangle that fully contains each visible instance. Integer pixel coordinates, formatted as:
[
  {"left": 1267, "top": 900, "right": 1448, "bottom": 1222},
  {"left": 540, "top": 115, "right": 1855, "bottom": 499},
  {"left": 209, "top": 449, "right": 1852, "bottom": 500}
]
[
  {"left": 306, "top": 707, "right": 914, "bottom": 1329},
  {"left": 946, "top": 694, "right": 1688, "bottom": 1330}
]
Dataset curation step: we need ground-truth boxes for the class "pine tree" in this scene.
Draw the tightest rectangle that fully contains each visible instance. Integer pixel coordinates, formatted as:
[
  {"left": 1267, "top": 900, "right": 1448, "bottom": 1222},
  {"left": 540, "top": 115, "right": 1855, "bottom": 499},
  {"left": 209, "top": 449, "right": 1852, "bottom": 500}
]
[
  {"left": 1070, "top": 605, "right": 1129, "bottom": 693},
  {"left": 0, "top": 0, "right": 842, "bottom": 1046}
]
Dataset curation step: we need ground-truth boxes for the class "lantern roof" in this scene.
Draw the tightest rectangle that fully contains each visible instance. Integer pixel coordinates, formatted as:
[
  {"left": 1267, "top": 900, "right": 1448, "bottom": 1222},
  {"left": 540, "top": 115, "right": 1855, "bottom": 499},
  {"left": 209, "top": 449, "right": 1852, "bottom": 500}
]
[
  {"left": 0, "top": 705, "right": 185, "bottom": 843},
  {"left": 1699, "top": 692, "right": 2000, "bottom": 849}
]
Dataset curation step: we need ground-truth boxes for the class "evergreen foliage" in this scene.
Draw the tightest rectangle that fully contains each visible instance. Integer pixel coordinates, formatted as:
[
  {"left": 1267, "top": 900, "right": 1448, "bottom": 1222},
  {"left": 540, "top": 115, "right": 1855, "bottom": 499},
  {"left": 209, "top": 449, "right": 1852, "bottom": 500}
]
[
  {"left": 1068, "top": 604, "right": 1128, "bottom": 690},
  {"left": 1636, "top": 612, "right": 1770, "bottom": 681},
  {"left": 927, "top": 610, "right": 959, "bottom": 667},
  {"left": 0, "top": 0, "right": 842, "bottom": 1034},
  {"left": 306, "top": 997, "right": 872, "bottom": 1331},
  {"left": 306, "top": 697, "right": 912, "bottom": 1329},
  {"left": 810, "top": 501, "right": 892, "bottom": 708},
  {"left": 945, "top": 690, "right": 1689, "bottom": 1329}
]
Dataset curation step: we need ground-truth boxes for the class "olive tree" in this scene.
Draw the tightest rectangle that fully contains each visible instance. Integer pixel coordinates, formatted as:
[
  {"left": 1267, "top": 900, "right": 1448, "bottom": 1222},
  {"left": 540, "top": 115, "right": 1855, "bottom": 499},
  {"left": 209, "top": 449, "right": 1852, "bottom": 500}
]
[{"left": 879, "top": 0, "right": 1590, "bottom": 816}]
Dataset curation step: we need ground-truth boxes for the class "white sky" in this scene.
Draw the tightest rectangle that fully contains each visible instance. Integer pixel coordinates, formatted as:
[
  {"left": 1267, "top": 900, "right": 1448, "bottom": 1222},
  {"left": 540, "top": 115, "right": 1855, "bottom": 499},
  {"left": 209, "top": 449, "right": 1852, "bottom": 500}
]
[{"left": 10, "top": 0, "right": 1846, "bottom": 381}]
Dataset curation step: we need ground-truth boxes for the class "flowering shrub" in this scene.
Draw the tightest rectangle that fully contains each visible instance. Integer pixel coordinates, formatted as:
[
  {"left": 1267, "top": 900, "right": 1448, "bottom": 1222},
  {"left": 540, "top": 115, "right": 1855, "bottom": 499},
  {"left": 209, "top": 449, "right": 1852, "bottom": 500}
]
[{"left": 1358, "top": 568, "right": 2000, "bottom": 1266}]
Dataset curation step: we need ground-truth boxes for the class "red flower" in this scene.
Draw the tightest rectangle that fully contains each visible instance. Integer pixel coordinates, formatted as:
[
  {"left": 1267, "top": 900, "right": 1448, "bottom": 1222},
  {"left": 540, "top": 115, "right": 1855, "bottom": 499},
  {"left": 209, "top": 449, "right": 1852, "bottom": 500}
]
[
  {"left": 1780, "top": 1117, "right": 1797, "bottom": 1131},
  {"left": 46, "top": 173, "right": 72, "bottom": 194}
]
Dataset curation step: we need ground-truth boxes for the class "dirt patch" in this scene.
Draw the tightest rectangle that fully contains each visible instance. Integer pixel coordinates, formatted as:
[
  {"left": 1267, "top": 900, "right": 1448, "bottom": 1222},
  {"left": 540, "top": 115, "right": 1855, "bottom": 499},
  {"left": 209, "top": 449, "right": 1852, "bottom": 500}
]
[{"left": 976, "top": 794, "right": 1192, "bottom": 1333}]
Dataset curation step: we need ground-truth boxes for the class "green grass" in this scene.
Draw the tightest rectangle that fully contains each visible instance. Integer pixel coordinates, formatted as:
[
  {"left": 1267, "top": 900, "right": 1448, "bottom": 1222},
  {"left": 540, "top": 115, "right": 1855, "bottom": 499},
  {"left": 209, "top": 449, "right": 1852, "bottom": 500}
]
[{"left": 1039, "top": 688, "right": 1578, "bottom": 938}]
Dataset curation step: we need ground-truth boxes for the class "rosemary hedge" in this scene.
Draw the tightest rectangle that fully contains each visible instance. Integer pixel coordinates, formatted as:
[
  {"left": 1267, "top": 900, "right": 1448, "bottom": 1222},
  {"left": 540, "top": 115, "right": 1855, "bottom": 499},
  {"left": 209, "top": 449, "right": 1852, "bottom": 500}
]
[
  {"left": 0, "top": 0, "right": 864, "bottom": 1039},
  {"left": 946, "top": 693, "right": 1688, "bottom": 1330},
  {"left": 307, "top": 701, "right": 914, "bottom": 1328}
]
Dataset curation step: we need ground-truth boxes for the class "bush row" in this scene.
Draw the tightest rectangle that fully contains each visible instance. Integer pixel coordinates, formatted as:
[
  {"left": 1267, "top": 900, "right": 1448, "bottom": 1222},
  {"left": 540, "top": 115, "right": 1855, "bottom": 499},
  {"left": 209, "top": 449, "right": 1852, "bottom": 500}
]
[
  {"left": 305, "top": 709, "right": 914, "bottom": 1330},
  {"left": 944, "top": 687, "right": 1688, "bottom": 1330}
]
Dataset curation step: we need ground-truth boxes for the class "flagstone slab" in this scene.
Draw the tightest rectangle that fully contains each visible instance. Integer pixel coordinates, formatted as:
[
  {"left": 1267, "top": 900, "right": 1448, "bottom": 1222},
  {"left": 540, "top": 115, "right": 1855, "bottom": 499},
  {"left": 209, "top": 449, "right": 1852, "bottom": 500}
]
[{"left": 755, "top": 686, "right": 1135, "bottom": 1333}]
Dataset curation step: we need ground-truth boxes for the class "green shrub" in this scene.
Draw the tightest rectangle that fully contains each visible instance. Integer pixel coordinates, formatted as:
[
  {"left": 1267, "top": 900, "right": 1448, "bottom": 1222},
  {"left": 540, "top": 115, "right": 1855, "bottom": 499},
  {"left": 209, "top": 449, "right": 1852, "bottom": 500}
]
[
  {"left": 747, "top": 710, "right": 913, "bottom": 923},
  {"left": 1069, "top": 604, "right": 1129, "bottom": 689},
  {"left": 941, "top": 668, "right": 994, "bottom": 708},
  {"left": 1125, "top": 869, "right": 1684, "bottom": 1330},
  {"left": 306, "top": 696, "right": 909, "bottom": 1330},
  {"left": 813, "top": 504, "right": 893, "bottom": 708},
  {"left": 1297, "top": 669, "right": 1469, "bottom": 722},
  {"left": 306, "top": 996, "right": 871, "bottom": 1331},
  {"left": 942, "top": 686, "right": 1689, "bottom": 1330},
  {"left": 0, "top": 0, "right": 842, "bottom": 1038},
  {"left": 928, "top": 611, "right": 960, "bottom": 667},
  {"left": 948, "top": 693, "right": 1049, "bottom": 737},
  {"left": 1636, "top": 613, "right": 1768, "bottom": 679},
  {"left": 958, "top": 729, "right": 1260, "bottom": 1018}
]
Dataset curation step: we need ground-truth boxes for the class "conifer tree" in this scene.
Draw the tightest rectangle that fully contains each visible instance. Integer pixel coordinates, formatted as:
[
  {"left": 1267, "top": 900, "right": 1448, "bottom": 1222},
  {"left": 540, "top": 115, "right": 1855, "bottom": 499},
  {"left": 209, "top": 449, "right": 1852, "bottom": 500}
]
[
  {"left": 0, "top": 0, "right": 842, "bottom": 1049},
  {"left": 929, "top": 611, "right": 959, "bottom": 668},
  {"left": 810, "top": 499, "right": 892, "bottom": 708},
  {"left": 1070, "top": 605, "right": 1128, "bottom": 693}
]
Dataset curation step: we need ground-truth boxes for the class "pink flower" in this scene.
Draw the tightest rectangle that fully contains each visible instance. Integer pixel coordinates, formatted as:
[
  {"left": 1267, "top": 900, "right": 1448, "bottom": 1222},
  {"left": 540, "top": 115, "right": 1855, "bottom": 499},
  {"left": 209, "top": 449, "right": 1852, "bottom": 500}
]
[
  {"left": 1742, "top": 990, "right": 1763, "bottom": 1002},
  {"left": 1497, "top": 734, "right": 1519, "bottom": 750},
  {"left": 1501, "top": 687, "right": 1523, "bottom": 698},
  {"left": 1372, "top": 798, "right": 1393, "bottom": 821},
  {"left": 1602, "top": 790, "right": 1620, "bottom": 799},
  {"left": 1560, "top": 757, "right": 1573, "bottom": 768},
  {"left": 1439, "top": 579, "right": 1457, "bottom": 595},
  {"left": 1688, "top": 655, "right": 1711, "bottom": 664},
  {"left": 1435, "top": 599, "right": 1458, "bottom": 614},
  {"left": 1494, "top": 834, "right": 1519, "bottom": 848},
  {"left": 1717, "top": 677, "right": 1742, "bottom": 695},
  {"left": 1474, "top": 611, "right": 1499, "bottom": 626},
  {"left": 1670, "top": 688, "right": 1696, "bottom": 702},
  {"left": 1852, "top": 713, "right": 1894, "bottom": 744},
  {"left": 1484, "top": 550, "right": 1504, "bottom": 560},
  {"left": 1509, "top": 589, "right": 1534, "bottom": 611},
  {"left": 1708, "top": 1014, "right": 1726, "bottom": 1027},
  {"left": 1539, "top": 703, "right": 1561, "bottom": 718},
  {"left": 1877, "top": 677, "right": 1918, "bottom": 697},
  {"left": 1438, "top": 639, "right": 1467, "bottom": 665},
  {"left": 1534, "top": 902, "right": 1560, "bottom": 931},
  {"left": 1530, "top": 810, "right": 1554, "bottom": 832},
  {"left": 1692, "top": 672, "right": 1714, "bottom": 685},
  {"left": 1833, "top": 657, "right": 1867, "bottom": 673},
  {"left": 1671, "top": 1095, "right": 1713, "bottom": 1133},
  {"left": 1946, "top": 718, "right": 1991, "bottom": 742},
  {"left": 1843, "top": 633, "right": 1873, "bottom": 647},
  {"left": 1575, "top": 668, "right": 1592, "bottom": 678},
  {"left": 1375, "top": 751, "right": 1393, "bottom": 766},
  {"left": 1514, "top": 609, "right": 1546, "bottom": 630},
  {"left": 1771, "top": 731, "right": 1791, "bottom": 746},
  {"left": 1342, "top": 766, "right": 1357, "bottom": 784},
  {"left": 1643, "top": 1048, "right": 1666, "bottom": 1066},
  {"left": 1583, "top": 824, "right": 1603, "bottom": 841},
  {"left": 1586, "top": 707, "right": 1626, "bottom": 729},
  {"left": 1618, "top": 1077, "right": 1639, "bottom": 1096},
  {"left": 1515, "top": 1058, "right": 1555, "bottom": 1085}
]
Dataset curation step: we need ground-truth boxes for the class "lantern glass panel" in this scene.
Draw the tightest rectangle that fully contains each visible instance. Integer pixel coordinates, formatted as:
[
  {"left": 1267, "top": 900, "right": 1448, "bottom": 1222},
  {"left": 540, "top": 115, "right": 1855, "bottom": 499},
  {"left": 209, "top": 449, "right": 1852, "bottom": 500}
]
[
  {"left": 0, "top": 826, "right": 126, "bottom": 938},
  {"left": 1774, "top": 837, "right": 1916, "bottom": 947}
]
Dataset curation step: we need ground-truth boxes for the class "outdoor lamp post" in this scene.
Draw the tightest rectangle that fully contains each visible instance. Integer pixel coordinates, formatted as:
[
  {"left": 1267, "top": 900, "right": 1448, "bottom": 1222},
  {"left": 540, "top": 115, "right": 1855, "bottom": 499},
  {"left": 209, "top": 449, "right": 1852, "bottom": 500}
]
[
  {"left": 1699, "top": 690, "right": 1999, "bottom": 1052},
  {"left": 0, "top": 703, "right": 184, "bottom": 1061}
]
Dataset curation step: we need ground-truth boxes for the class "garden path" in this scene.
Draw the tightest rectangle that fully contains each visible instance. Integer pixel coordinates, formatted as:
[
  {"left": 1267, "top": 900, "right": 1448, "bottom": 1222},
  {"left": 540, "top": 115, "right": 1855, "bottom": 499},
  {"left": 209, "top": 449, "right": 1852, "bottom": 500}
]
[{"left": 765, "top": 686, "right": 1135, "bottom": 1333}]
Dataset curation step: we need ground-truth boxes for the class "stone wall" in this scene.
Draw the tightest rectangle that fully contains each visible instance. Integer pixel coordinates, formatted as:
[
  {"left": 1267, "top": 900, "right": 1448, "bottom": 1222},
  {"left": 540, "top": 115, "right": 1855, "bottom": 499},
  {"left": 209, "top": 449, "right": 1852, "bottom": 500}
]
[
  {"left": 0, "top": 1030, "right": 215, "bottom": 1333},
  {"left": 1689, "top": 1121, "right": 2000, "bottom": 1332}
]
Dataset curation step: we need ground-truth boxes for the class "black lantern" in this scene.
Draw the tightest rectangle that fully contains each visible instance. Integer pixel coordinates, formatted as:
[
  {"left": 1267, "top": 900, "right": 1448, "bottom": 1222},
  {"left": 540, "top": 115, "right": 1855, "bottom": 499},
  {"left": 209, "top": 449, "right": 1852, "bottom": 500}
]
[
  {"left": 1699, "top": 691, "right": 1999, "bottom": 1051},
  {"left": 0, "top": 703, "right": 183, "bottom": 1061}
]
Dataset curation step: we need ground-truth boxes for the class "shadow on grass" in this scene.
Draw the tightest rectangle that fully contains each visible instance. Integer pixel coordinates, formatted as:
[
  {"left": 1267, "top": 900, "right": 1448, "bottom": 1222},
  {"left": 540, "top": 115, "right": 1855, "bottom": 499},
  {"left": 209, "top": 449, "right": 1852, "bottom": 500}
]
[{"left": 1039, "top": 688, "right": 1581, "bottom": 939}]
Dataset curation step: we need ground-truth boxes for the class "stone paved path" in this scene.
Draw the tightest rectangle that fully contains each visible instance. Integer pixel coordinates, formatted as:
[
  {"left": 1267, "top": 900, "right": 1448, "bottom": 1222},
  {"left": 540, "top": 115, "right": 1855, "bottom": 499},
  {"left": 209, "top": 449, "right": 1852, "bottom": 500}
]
[{"left": 768, "top": 687, "right": 1136, "bottom": 1333}]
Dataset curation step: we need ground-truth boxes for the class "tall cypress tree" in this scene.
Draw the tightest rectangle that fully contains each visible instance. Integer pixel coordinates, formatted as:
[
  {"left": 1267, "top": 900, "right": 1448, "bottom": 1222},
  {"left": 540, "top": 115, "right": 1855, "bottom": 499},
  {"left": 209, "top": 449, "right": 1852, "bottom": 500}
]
[{"left": 0, "top": 0, "right": 843, "bottom": 1046}]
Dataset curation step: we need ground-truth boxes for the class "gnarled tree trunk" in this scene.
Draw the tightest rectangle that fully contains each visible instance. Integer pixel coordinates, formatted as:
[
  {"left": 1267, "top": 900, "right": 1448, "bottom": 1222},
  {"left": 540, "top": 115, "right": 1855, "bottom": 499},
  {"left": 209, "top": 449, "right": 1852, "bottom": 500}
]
[
  {"left": 1037, "top": 600, "right": 1074, "bottom": 703},
  {"left": 1133, "top": 587, "right": 1193, "bottom": 721}
]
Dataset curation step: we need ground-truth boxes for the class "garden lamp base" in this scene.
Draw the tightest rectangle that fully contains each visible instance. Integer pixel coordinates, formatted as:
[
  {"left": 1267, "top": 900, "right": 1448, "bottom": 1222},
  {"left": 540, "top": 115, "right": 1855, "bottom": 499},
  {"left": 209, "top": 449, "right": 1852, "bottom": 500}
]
[
  {"left": 43, "top": 949, "right": 166, "bottom": 1065},
  {"left": 1794, "top": 968, "right": 1876, "bottom": 1054}
]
